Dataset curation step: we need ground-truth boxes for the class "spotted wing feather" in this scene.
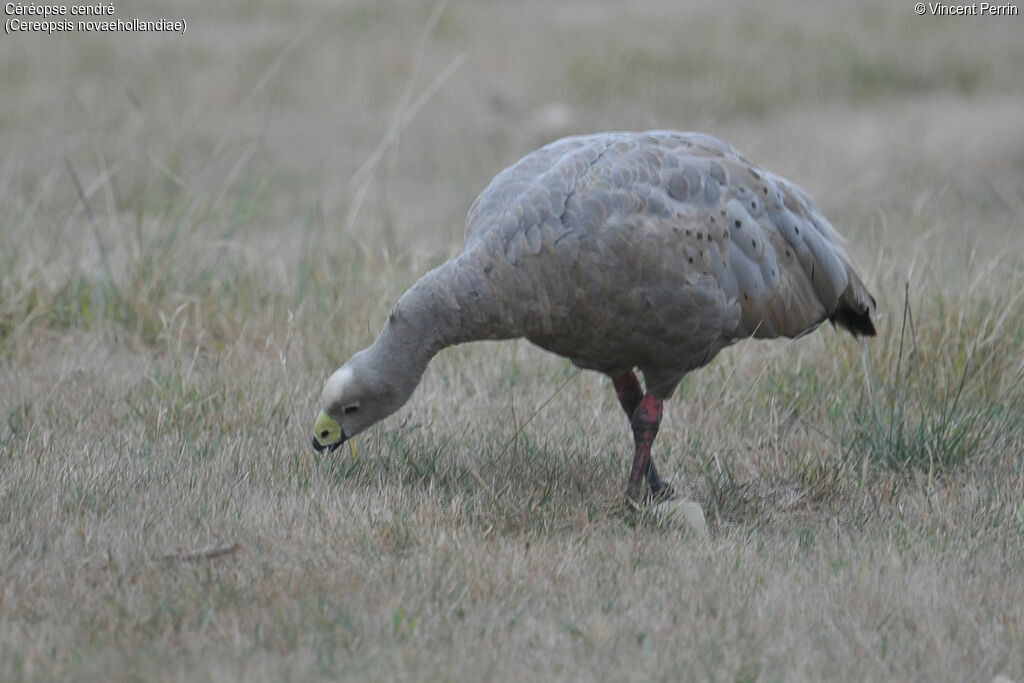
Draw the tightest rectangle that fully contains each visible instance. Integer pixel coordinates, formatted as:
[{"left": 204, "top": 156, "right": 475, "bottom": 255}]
[{"left": 453, "top": 131, "right": 874, "bottom": 396}]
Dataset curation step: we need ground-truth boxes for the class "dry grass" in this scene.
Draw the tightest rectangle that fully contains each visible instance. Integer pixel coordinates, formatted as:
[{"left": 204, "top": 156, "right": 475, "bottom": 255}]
[{"left": 2, "top": 0, "right": 1024, "bottom": 680}]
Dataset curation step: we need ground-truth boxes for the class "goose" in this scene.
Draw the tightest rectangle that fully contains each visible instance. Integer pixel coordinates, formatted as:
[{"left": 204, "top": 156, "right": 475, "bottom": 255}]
[{"left": 311, "top": 131, "right": 875, "bottom": 503}]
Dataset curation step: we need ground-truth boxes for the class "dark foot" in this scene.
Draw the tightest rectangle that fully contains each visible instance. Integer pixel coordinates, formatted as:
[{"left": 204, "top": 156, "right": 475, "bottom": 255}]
[
  {"left": 625, "top": 482, "right": 646, "bottom": 507},
  {"left": 646, "top": 460, "right": 674, "bottom": 502},
  {"left": 649, "top": 481, "right": 676, "bottom": 503},
  {"left": 624, "top": 481, "right": 676, "bottom": 507}
]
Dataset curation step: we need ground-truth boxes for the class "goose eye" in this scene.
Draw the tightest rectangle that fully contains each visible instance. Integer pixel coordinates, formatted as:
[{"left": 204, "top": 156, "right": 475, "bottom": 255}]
[{"left": 343, "top": 404, "right": 360, "bottom": 415}]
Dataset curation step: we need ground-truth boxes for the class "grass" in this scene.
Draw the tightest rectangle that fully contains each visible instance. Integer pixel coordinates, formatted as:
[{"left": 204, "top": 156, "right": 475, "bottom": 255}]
[
  {"left": 850, "top": 284, "right": 1024, "bottom": 474},
  {"left": 2, "top": 0, "right": 1024, "bottom": 680}
]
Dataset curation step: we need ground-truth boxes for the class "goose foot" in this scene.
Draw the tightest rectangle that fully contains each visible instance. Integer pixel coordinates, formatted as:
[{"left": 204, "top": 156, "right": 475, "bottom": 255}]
[{"left": 625, "top": 481, "right": 676, "bottom": 507}]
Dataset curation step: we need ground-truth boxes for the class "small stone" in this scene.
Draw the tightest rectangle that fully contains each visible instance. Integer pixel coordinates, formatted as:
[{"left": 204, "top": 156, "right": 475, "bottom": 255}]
[{"left": 653, "top": 498, "right": 708, "bottom": 538}]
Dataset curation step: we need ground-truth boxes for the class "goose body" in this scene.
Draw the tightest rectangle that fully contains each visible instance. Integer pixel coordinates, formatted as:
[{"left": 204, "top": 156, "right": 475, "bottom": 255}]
[{"left": 312, "top": 131, "right": 875, "bottom": 502}]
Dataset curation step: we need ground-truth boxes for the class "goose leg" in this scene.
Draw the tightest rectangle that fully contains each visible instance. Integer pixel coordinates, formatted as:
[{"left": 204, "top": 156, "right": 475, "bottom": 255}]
[
  {"left": 614, "top": 372, "right": 673, "bottom": 503},
  {"left": 612, "top": 371, "right": 644, "bottom": 416}
]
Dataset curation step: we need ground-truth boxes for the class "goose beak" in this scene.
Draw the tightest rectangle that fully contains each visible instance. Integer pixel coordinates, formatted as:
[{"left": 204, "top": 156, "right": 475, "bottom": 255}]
[{"left": 311, "top": 411, "right": 346, "bottom": 452}]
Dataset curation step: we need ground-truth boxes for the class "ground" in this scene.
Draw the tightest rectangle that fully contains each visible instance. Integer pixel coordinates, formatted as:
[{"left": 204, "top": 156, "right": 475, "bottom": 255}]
[{"left": 1, "top": 0, "right": 1023, "bottom": 680}]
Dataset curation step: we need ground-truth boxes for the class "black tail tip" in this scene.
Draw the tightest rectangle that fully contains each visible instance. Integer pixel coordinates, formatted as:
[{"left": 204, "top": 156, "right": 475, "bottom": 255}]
[{"left": 830, "top": 307, "right": 876, "bottom": 337}]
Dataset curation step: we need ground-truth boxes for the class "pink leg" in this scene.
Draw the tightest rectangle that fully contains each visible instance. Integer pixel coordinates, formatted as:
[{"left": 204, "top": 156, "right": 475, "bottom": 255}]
[
  {"left": 613, "top": 372, "right": 673, "bottom": 503},
  {"left": 612, "top": 371, "right": 644, "bottom": 417}
]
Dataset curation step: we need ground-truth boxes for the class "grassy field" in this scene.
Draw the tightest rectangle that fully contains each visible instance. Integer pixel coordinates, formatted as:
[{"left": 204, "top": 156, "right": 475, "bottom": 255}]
[{"left": 2, "top": 0, "right": 1024, "bottom": 680}]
